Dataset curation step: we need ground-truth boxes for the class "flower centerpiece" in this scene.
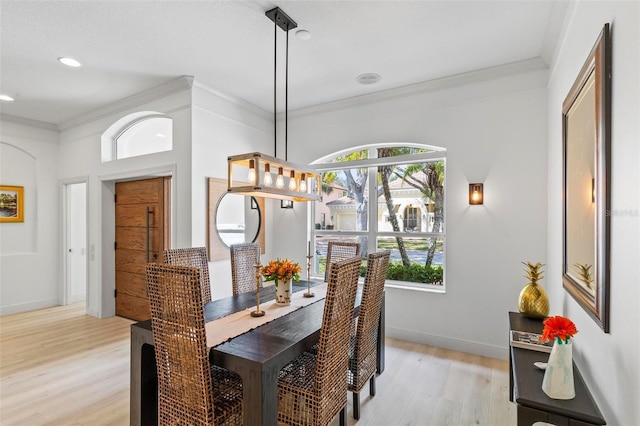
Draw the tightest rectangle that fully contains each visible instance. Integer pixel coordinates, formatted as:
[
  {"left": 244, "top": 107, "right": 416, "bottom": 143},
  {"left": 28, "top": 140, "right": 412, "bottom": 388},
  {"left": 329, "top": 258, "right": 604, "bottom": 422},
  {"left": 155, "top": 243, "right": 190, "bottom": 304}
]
[
  {"left": 541, "top": 315, "right": 578, "bottom": 399},
  {"left": 261, "top": 259, "right": 301, "bottom": 306},
  {"left": 542, "top": 315, "right": 578, "bottom": 344}
]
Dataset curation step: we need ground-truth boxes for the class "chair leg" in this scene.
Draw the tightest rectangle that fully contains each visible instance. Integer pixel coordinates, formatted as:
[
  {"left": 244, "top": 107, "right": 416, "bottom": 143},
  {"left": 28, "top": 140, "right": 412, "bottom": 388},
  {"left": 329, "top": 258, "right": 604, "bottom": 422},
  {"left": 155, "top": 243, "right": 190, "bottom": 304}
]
[
  {"left": 352, "top": 391, "right": 360, "bottom": 420},
  {"left": 370, "top": 375, "right": 376, "bottom": 396},
  {"left": 340, "top": 406, "right": 346, "bottom": 426}
]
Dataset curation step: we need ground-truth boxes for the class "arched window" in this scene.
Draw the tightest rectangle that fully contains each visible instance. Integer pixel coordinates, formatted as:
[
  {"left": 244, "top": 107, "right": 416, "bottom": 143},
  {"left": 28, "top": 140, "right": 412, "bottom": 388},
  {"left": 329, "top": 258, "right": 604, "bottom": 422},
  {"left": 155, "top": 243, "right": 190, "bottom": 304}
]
[
  {"left": 311, "top": 144, "right": 446, "bottom": 290},
  {"left": 101, "top": 113, "right": 172, "bottom": 162}
]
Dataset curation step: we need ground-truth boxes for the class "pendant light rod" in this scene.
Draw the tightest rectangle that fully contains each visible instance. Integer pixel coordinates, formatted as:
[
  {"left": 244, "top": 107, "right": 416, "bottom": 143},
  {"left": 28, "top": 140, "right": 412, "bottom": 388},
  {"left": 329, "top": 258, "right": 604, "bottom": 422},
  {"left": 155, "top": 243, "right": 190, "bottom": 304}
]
[
  {"left": 273, "top": 21, "right": 277, "bottom": 158},
  {"left": 266, "top": 7, "right": 297, "bottom": 161},
  {"left": 228, "top": 10, "right": 321, "bottom": 203},
  {"left": 285, "top": 28, "right": 289, "bottom": 160}
]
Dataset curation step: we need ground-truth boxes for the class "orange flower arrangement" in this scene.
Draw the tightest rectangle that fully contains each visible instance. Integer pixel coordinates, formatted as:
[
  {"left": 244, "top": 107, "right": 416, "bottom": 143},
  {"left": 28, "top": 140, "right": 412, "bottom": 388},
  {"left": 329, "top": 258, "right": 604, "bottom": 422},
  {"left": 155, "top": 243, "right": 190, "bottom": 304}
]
[
  {"left": 260, "top": 258, "right": 301, "bottom": 285},
  {"left": 542, "top": 315, "right": 578, "bottom": 344}
]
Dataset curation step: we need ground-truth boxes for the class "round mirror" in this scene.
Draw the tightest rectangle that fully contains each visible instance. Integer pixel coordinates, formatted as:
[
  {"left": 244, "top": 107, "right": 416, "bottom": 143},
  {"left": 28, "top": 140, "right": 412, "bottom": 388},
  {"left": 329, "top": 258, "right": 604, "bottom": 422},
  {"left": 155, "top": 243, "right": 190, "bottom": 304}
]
[{"left": 214, "top": 193, "right": 261, "bottom": 249}]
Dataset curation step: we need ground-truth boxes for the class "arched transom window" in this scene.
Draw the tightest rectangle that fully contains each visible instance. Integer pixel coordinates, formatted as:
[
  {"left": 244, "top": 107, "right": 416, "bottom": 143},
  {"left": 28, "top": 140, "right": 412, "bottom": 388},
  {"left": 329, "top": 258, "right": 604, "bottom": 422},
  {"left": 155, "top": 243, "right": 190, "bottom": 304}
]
[{"left": 101, "top": 112, "right": 173, "bottom": 162}]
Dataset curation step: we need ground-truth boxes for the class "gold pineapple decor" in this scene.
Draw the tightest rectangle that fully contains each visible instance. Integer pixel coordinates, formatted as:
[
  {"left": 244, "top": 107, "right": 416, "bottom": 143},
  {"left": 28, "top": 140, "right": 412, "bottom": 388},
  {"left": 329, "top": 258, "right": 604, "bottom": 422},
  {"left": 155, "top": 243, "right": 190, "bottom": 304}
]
[{"left": 518, "top": 261, "right": 550, "bottom": 319}]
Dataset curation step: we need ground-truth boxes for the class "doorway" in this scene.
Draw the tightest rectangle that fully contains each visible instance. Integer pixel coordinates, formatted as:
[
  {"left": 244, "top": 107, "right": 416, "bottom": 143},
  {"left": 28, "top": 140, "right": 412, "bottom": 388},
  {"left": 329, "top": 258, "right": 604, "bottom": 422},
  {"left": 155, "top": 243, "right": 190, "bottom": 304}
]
[
  {"left": 114, "top": 176, "right": 171, "bottom": 321},
  {"left": 65, "top": 182, "right": 87, "bottom": 306}
]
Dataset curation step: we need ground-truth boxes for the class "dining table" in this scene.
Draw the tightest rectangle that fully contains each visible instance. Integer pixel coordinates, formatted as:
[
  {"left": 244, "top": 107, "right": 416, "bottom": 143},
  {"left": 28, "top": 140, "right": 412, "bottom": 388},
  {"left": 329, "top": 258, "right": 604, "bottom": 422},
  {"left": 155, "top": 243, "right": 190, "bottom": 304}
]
[{"left": 129, "top": 280, "right": 385, "bottom": 426}]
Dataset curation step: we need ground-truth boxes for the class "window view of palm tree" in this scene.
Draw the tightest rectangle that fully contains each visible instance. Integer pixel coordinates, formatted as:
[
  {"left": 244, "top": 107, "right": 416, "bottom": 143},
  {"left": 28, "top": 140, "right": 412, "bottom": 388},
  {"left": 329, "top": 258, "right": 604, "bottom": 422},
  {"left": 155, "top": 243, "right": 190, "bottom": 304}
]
[{"left": 312, "top": 145, "right": 445, "bottom": 287}]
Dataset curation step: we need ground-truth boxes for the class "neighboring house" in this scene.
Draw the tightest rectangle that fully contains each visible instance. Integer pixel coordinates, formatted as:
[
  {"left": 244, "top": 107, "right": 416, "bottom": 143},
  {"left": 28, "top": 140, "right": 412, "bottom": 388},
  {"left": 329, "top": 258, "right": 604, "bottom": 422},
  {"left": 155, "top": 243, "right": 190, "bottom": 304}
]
[
  {"left": 314, "top": 183, "right": 346, "bottom": 230},
  {"left": 325, "top": 171, "right": 436, "bottom": 233}
]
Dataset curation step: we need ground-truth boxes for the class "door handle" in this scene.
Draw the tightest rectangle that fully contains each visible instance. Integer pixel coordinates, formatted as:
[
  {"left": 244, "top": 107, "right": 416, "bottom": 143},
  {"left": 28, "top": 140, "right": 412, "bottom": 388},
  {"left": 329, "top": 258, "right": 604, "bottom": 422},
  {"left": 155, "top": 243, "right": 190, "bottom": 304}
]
[{"left": 146, "top": 207, "right": 153, "bottom": 263}]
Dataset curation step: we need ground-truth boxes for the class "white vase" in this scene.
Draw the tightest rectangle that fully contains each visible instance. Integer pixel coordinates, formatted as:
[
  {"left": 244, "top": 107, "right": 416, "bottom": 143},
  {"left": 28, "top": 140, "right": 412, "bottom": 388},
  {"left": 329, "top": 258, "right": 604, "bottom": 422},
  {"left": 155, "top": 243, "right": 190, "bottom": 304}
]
[
  {"left": 542, "top": 339, "right": 575, "bottom": 399},
  {"left": 275, "top": 278, "right": 292, "bottom": 306}
]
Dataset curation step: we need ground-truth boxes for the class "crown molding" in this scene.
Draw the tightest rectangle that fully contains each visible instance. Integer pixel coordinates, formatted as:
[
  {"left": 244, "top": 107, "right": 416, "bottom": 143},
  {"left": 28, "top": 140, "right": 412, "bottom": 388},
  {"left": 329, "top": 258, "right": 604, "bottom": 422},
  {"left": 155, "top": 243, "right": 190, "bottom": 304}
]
[
  {"left": 58, "top": 76, "right": 194, "bottom": 131},
  {"left": 540, "top": 1, "right": 570, "bottom": 67},
  {"left": 288, "top": 58, "right": 549, "bottom": 118},
  {"left": 192, "top": 80, "right": 271, "bottom": 121},
  {"left": 0, "top": 113, "right": 58, "bottom": 131}
]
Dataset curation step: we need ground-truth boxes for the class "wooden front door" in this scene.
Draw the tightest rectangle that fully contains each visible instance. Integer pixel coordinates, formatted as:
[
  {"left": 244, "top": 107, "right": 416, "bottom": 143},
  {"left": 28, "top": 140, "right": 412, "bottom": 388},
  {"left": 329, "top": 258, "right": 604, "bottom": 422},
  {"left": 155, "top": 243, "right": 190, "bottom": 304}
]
[{"left": 115, "top": 177, "right": 171, "bottom": 321}]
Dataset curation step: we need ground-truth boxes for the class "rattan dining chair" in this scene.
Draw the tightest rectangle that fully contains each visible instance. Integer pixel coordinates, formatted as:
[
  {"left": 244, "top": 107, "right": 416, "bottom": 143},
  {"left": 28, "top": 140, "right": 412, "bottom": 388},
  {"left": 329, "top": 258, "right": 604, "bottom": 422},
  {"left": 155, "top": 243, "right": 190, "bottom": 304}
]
[
  {"left": 146, "top": 263, "right": 243, "bottom": 425},
  {"left": 229, "top": 242, "right": 261, "bottom": 295},
  {"left": 348, "top": 250, "right": 390, "bottom": 419},
  {"left": 276, "top": 256, "right": 361, "bottom": 426},
  {"left": 324, "top": 241, "right": 361, "bottom": 282},
  {"left": 163, "top": 247, "right": 211, "bottom": 305}
]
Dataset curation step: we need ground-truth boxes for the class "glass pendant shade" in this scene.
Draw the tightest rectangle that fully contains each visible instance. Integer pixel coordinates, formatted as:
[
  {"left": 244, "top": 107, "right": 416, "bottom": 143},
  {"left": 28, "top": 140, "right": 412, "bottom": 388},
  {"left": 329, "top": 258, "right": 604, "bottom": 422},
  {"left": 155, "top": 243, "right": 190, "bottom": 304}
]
[
  {"left": 263, "top": 163, "right": 273, "bottom": 186},
  {"left": 288, "top": 170, "right": 297, "bottom": 191},
  {"left": 248, "top": 159, "right": 256, "bottom": 183},
  {"left": 299, "top": 173, "right": 307, "bottom": 192},
  {"left": 276, "top": 167, "right": 285, "bottom": 188}
]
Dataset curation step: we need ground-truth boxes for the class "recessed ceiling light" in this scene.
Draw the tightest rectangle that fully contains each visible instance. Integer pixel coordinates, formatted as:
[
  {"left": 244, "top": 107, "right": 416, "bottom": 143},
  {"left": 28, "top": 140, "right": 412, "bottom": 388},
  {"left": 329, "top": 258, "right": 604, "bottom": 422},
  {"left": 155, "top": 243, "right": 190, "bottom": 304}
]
[
  {"left": 0, "top": 94, "right": 15, "bottom": 102},
  {"left": 295, "top": 29, "right": 311, "bottom": 40},
  {"left": 356, "top": 73, "right": 381, "bottom": 85},
  {"left": 58, "top": 57, "right": 82, "bottom": 67}
]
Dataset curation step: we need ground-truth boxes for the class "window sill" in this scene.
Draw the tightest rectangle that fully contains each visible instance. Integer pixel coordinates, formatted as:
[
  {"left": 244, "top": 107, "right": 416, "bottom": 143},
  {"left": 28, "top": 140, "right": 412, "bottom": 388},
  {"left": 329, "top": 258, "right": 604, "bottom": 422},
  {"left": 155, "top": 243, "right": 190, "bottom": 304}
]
[{"left": 384, "top": 281, "right": 446, "bottom": 294}]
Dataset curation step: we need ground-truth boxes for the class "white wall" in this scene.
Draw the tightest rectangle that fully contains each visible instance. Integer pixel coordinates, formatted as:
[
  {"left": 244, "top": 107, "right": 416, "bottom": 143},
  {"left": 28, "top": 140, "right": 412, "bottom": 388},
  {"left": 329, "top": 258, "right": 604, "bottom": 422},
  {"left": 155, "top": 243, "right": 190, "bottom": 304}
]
[
  {"left": 191, "top": 82, "right": 274, "bottom": 300},
  {"left": 280, "top": 68, "right": 549, "bottom": 359},
  {"left": 0, "top": 120, "right": 60, "bottom": 315},
  {"left": 547, "top": 2, "right": 640, "bottom": 424},
  {"left": 1, "top": 78, "right": 275, "bottom": 316}
]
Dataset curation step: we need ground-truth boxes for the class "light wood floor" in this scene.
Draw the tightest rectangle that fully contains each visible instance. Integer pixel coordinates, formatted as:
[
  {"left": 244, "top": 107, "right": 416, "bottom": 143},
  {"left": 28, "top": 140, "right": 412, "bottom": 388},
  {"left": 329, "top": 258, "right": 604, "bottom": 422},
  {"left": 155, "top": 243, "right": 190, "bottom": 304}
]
[{"left": 0, "top": 303, "right": 516, "bottom": 425}]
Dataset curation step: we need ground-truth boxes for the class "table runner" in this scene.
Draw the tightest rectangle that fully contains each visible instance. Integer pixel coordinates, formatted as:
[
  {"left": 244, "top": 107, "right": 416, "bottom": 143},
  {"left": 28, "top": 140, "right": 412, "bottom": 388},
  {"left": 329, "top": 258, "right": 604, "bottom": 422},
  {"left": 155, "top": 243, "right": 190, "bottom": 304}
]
[{"left": 206, "top": 283, "right": 328, "bottom": 348}]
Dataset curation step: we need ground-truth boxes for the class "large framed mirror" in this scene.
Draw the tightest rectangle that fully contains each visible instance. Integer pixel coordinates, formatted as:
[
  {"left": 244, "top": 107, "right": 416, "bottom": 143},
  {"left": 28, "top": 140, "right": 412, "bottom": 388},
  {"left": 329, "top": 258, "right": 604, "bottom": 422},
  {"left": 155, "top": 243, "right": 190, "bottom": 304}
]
[
  {"left": 208, "top": 177, "right": 265, "bottom": 261},
  {"left": 562, "top": 24, "right": 611, "bottom": 332}
]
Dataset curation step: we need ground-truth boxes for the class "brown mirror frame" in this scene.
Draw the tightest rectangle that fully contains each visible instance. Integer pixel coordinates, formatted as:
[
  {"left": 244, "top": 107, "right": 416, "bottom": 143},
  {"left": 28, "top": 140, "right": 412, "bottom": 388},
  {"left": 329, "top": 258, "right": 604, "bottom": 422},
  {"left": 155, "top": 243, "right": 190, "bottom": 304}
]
[{"left": 562, "top": 23, "right": 611, "bottom": 332}]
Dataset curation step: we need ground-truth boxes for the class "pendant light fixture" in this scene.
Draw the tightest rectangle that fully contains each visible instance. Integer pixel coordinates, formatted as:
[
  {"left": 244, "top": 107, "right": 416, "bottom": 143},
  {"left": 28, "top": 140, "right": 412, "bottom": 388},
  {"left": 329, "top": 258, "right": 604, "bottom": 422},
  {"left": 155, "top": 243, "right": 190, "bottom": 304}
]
[{"left": 227, "top": 7, "right": 321, "bottom": 202}]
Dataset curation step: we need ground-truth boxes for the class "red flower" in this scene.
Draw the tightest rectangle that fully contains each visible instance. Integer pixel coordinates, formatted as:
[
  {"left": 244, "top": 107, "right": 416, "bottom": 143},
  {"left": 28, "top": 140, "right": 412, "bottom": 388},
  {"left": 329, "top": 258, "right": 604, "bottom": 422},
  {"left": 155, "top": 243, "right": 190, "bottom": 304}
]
[{"left": 542, "top": 316, "right": 578, "bottom": 343}]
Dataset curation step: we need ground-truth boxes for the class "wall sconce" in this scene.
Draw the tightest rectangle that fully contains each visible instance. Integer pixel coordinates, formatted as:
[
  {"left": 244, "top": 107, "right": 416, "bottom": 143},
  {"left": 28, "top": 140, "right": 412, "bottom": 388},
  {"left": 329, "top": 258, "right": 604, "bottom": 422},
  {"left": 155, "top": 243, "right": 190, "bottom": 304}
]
[
  {"left": 281, "top": 200, "right": 294, "bottom": 209},
  {"left": 469, "top": 183, "right": 484, "bottom": 205}
]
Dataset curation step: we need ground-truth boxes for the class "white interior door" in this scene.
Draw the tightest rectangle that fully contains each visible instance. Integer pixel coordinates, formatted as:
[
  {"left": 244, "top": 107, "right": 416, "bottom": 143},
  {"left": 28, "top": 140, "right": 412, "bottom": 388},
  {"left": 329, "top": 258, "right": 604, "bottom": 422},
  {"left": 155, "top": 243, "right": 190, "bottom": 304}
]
[{"left": 66, "top": 182, "right": 87, "bottom": 304}]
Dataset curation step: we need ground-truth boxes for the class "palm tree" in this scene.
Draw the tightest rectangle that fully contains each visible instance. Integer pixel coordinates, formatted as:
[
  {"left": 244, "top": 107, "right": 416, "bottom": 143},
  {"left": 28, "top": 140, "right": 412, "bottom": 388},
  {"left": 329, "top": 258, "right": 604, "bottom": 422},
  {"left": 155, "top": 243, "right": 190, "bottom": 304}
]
[
  {"left": 397, "top": 161, "right": 444, "bottom": 267},
  {"left": 378, "top": 148, "right": 411, "bottom": 267}
]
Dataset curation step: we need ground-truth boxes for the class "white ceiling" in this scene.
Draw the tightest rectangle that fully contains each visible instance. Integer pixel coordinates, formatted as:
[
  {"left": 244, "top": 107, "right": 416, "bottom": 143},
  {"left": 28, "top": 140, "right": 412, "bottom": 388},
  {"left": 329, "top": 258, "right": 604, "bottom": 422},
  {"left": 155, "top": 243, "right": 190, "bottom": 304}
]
[{"left": 0, "top": 0, "right": 567, "bottom": 128}]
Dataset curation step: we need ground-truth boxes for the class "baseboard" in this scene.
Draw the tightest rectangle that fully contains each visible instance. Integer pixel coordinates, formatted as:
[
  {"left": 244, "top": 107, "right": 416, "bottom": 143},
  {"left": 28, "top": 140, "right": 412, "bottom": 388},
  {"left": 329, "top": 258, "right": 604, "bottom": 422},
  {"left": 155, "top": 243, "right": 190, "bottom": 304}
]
[
  {"left": 70, "top": 293, "right": 86, "bottom": 304},
  {"left": 0, "top": 298, "right": 59, "bottom": 316},
  {"left": 386, "top": 326, "right": 508, "bottom": 360}
]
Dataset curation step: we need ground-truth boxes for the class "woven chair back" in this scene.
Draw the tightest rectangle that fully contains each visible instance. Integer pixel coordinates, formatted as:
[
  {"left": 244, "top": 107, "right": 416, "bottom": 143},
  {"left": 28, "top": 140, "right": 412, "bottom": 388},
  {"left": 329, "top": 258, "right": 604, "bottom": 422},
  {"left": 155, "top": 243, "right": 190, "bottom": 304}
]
[
  {"left": 163, "top": 247, "right": 211, "bottom": 304},
  {"left": 146, "top": 263, "right": 214, "bottom": 425},
  {"left": 349, "top": 250, "right": 390, "bottom": 393},
  {"left": 324, "top": 241, "right": 361, "bottom": 282},
  {"left": 314, "top": 256, "right": 362, "bottom": 419},
  {"left": 230, "top": 243, "right": 261, "bottom": 295}
]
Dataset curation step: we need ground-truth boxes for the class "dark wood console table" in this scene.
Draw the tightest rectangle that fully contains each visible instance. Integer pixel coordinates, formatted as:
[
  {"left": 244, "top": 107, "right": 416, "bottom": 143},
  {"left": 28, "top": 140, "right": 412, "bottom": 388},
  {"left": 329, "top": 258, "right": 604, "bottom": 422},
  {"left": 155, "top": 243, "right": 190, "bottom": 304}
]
[{"left": 509, "top": 312, "right": 605, "bottom": 426}]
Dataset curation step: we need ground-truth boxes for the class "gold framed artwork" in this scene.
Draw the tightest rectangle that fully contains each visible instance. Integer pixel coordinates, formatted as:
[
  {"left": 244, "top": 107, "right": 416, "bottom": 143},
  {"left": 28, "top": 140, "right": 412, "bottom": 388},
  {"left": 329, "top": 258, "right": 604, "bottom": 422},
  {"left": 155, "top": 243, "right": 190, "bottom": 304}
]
[
  {"left": 0, "top": 185, "right": 24, "bottom": 223},
  {"left": 562, "top": 24, "right": 611, "bottom": 332}
]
